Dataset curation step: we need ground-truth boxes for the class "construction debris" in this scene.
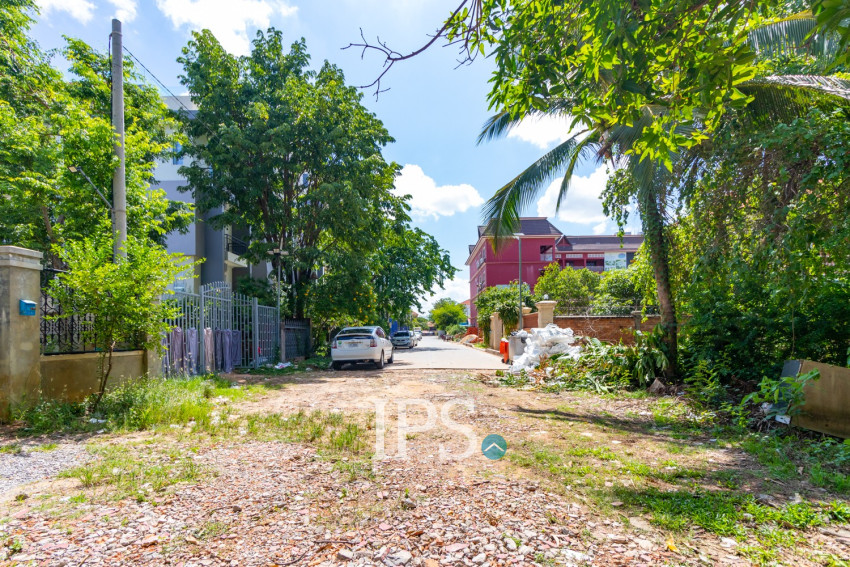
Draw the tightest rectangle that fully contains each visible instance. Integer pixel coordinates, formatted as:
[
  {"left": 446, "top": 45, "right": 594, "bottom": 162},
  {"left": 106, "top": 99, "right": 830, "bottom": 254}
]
[{"left": 510, "top": 325, "right": 581, "bottom": 374}]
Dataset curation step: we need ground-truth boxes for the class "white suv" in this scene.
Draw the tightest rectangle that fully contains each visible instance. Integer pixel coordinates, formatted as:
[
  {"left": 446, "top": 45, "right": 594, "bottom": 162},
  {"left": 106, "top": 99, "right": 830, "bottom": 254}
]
[{"left": 331, "top": 326, "right": 393, "bottom": 370}]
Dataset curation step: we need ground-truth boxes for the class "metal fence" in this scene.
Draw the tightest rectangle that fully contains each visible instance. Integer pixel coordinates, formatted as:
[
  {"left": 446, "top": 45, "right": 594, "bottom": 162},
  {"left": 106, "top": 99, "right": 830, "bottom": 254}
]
[
  {"left": 40, "top": 268, "right": 93, "bottom": 355},
  {"left": 40, "top": 268, "right": 142, "bottom": 355},
  {"left": 162, "top": 281, "right": 282, "bottom": 375}
]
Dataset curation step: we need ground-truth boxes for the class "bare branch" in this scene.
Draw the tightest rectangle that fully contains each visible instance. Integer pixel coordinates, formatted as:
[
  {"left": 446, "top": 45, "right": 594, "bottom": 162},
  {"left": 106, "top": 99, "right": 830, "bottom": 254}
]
[{"left": 342, "top": 0, "right": 483, "bottom": 99}]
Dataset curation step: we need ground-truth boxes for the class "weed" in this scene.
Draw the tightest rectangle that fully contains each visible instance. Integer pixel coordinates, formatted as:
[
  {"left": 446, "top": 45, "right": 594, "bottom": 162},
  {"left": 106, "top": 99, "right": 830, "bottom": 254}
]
[
  {"left": 13, "top": 375, "right": 264, "bottom": 436},
  {"left": 0, "top": 443, "right": 22, "bottom": 454},
  {"left": 61, "top": 443, "right": 203, "bottom": 502},
  {"left": 194, "top": 521, "right": 227, "bottom": 540},
  {"left": 5, "top": 536, "right": 23, "bottom": 554},
  {"left": 32, "top": 443, "right": 59, "bottom": 452}
]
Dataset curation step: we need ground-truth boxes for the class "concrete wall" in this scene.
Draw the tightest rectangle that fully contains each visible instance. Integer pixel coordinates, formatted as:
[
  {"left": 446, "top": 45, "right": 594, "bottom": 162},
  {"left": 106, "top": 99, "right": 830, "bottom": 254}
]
[
  {"left": 0, "top": 247, "right": 43, "bottom": 421},
  {"left": 40, "top": 350, "right": 154, "bottom": 402}
]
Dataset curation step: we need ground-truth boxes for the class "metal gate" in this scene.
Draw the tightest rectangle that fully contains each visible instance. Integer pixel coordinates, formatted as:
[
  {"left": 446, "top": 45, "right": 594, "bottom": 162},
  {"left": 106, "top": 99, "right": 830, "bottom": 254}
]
[
  {"left": 162, "top": 282, "right": 280, "bottom": 375},
  {"left": 282, "top": 318, "right": 312, "bottom": 361}
]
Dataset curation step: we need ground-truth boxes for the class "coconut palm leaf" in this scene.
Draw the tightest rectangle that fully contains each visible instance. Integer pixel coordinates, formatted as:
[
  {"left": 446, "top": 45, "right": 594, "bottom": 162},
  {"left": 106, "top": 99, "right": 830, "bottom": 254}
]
[{"left": 482, "top": 132, "right": 592, "bottom": 246}]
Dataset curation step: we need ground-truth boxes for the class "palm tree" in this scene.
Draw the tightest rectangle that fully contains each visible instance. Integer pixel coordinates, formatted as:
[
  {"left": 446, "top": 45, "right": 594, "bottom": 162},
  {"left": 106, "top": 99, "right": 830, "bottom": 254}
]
[{"left": 478, "top": 10, "right": 850, "bottom": 380}]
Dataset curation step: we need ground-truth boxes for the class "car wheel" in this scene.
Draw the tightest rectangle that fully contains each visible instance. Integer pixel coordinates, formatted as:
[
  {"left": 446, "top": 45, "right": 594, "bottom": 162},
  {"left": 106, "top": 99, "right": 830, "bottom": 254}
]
[
  {"left": 375, "top": 351, "right": 385, "bottom": 369},
  {"left": 332, "top": 361, "right": 343, "bottom": 370},
  {"left": 387, "top": 348, "right": 394, "bottom": 363}
]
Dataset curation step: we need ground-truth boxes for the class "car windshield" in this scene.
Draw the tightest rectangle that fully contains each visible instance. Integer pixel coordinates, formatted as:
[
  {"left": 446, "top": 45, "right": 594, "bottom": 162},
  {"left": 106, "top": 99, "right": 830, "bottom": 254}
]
[
  {"left": 395, "top": 331, "right": 410, "bottom": 337},
  {"left": 339, "top": 328, "right": 373, "bottom": 336}
]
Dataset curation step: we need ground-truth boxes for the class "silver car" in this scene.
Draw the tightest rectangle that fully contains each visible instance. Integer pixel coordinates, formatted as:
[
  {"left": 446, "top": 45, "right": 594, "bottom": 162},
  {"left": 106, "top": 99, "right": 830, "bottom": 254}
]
[
  {"left": 391, "top": 330, "right": 416, "bottom": 349},
  {"left": 331, "top": 326, "right": 393, "bottom": 369}
]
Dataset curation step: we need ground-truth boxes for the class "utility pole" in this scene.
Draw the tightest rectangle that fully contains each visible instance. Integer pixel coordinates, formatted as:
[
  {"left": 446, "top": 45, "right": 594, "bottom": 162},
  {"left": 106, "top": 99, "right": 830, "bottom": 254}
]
[
  {"left": 514, "top": 232, "right": 525, "bottom": 332},
  {"left": 111, "top": 19, "right": 127, "bottom": 258}
]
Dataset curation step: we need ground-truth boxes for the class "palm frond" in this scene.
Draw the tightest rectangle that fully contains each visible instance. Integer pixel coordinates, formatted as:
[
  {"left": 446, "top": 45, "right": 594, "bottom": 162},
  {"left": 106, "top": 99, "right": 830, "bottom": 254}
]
[
  {"left": 748, "top": 11, "right": 844, "bottom": 70},
  {"left": 477, "top": 111, "right": 521, "bottom": 145},
  {"left": 760, "top": 74, "right": 850, "bottom": 98},
  {"left": 556, "top": 131, "right": 602, "bottom": 210},
  {"left": 482, "top": 134, "right": 588, "bottom": 249}
]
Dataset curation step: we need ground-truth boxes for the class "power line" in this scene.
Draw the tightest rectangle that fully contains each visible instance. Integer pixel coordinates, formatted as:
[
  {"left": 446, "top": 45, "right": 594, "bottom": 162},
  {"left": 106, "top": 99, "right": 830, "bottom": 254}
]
[{"left": 122, "top": 45, "right": 219, "bottom": 140}]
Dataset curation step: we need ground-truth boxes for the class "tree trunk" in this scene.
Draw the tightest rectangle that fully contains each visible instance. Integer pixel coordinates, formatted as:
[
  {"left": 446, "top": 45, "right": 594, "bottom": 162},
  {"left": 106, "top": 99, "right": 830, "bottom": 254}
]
[
  {"left": 89, "top": 343, "right": 115, "bottom": 412},
  {"left": 639, "top": 185, "right": 678, "bottom": 381}
]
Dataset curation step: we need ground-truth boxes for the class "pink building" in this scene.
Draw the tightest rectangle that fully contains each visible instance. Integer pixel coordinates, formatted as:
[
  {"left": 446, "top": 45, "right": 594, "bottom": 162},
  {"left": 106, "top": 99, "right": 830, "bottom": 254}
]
[{"left": 465, "top": 218, "right": 643, "bottom": 326}]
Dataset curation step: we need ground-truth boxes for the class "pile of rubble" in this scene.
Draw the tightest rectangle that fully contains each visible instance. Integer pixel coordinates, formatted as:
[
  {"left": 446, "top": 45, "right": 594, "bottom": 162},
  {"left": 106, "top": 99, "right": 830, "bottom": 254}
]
[{"left": 510, "top": 324, "right": 581, "bottom": 374}]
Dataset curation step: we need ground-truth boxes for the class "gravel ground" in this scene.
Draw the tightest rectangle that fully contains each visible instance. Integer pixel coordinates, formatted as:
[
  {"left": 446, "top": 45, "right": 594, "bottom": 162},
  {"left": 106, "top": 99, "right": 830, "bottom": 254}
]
[
  {"left": 0, "top": 441, "right": 670, "bottom": 566},
  {"left": 0, "top": 440, "right": 91, "bottom": 496}
]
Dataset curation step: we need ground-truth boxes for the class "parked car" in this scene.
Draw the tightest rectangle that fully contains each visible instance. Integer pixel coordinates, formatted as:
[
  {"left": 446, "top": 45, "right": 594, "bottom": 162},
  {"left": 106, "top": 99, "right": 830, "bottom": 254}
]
[
  {"left": 331, "top": 326, "right": 393, "bottom": 369},
  {"left": 391, "top": 330, "right": 416, "bottom": 349},
  {"left": 413, "top": 327, "right": 423, "bottom": 342}
]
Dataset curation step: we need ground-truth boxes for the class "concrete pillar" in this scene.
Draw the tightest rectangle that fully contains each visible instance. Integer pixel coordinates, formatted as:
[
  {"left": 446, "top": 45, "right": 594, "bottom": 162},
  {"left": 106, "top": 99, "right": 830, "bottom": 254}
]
[
  {"left": 490, "top": 313, "right": 503, "bottom": 350},
  {"left": 632, "top": 310, "right": 642, "bottom": 331},
  {"left": 0, "top": 246, "right": 43, "bottom": 421},
  {"left": 536, "top": 300, "right": 557, "bottom": 327}
]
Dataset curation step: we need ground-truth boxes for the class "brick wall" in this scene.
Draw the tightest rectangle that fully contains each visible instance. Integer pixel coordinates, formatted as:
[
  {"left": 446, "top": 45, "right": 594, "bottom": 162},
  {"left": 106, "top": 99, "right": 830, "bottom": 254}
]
[
  {"left": 522, "top": 312, "right": 537, "bottom": 329},
  {"left": 548, "top": 314, "right": 662, "bottom": 344}
]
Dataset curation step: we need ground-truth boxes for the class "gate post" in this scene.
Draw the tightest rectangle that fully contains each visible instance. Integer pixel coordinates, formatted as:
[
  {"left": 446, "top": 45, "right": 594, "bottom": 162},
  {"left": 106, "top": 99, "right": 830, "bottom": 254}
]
[
  {"left": 280, "top": 319, "right": 286, "bottom": 363},
  {"left": 252, "top": 297, "right": 260, "bottom": 368},
  {"left": 199, "top": 286, "right": 206, "bottom": 372},
  {"left": 0, "top": 246, "right": 43, "bottom": 422}
]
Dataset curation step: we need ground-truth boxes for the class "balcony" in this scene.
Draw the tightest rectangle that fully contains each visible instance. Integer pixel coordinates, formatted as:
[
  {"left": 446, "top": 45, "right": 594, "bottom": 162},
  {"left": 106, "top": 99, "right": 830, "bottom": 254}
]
[
  {"left": 225, "top": 234, "right": 248, "bottom": 268},
  {"left": 226, "top": 234, "right": 248, "bottom": 256}
]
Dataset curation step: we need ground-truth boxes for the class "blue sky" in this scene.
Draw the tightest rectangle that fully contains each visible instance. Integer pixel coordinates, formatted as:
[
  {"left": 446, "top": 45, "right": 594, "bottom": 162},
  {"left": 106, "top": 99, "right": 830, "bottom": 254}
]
[{"left": 31, "top": 0, "right": 639, "bottom": 312}]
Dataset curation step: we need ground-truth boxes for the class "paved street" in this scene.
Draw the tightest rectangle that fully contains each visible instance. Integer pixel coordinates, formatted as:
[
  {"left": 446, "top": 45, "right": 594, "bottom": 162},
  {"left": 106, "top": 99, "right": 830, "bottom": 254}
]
[{"left": 388, "top": 335, "right": 505, "bottom": 370}]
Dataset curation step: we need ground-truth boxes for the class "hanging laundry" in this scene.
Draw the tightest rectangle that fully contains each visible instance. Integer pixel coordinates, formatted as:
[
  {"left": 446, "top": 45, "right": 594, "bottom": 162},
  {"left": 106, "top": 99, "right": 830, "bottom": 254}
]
[
  {"left": 170, "top": 327, "right": 185, "bottom": 374},
  {"left": 185, "top": 327, "right": 198, "bottom": 375},
  {"left": 203, "top": 328, "right": 214, "bottom": 372}
]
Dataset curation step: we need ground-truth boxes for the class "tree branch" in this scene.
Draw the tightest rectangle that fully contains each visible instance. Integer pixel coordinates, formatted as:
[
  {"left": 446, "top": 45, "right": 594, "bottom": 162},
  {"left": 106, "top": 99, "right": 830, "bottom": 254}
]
[{"left": 342, "top": 0, "right": 482, "bottom": 99}]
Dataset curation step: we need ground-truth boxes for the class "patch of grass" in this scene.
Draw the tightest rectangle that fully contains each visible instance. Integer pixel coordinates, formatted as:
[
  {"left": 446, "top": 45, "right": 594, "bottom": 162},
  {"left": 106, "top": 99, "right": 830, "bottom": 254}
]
[
  {"left": 194, "top": 521, "right": 228, "bottom": 540},
  {"left": 241, "top": 410, "right": 370, "bottom": 457},
  {"left": 4, "top": 536, "right": 23, "bottom": 555},
  {"left": 13, "top": 375, "right": 265, "bottom": 436},
  {"left": 739, "top": 433, "right": 850, "bottom": 493},
  {"left": 614, "top": 486, "right": 848, "bottom": 536},
  {"left": 60, "top": 443, "right": 203, "bottom": 503},
  {"left": 0, "top": 443, "right": 22, "bottom": 454},
  {"left": 332, "top": 459, "right": 374, "bottom": 481},
  {"left": 32, "top": 443, "right": 59, "bottom": 452}
]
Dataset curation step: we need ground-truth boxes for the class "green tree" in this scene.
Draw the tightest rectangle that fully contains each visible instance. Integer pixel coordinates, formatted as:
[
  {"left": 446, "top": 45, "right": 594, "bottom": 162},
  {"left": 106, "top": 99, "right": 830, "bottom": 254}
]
[
  {"left": 371, "top": 225, "right": 456, "bottom": 322},
  {"left": 591, "top": 267, "right": 642, "bottom": 316},
  {"left": 0, "top": 1, "right": 192, "bottom": 263},
  {"left": 533, "top": 264, "right": 600, "bottom": 315},
  {"left": 430, "top": 298, "right": 467, "bottom": 331},
  {"left": 475, "top": 282, "right": 533, "bottom": 341},
  {"left": 178, "top": 28, "right": 403, "bottom": 318},
  {"left": 49, "top": 236, "right": 187, "bottom": 410}
]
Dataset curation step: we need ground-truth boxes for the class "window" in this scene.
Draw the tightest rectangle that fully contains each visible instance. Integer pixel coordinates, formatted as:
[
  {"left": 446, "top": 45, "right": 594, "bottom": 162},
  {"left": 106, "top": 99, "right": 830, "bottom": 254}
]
[
  {"left": 172, "top": 142, "right": 183, "bottom": 166},
  {"left": 376, "top": 328, "right": 385, "bottom": 338}
]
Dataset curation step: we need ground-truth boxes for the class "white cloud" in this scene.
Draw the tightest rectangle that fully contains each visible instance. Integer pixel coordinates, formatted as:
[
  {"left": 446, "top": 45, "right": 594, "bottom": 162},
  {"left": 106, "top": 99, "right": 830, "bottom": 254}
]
[
  {"left": 507, "top": 114, "right": 584, "bottom": 150},
  {"left": 536, "top": 165, "right": 611, "bottom": 225},
  {"left": 38, "top": 0, "right": 96, "bottom": 23},
  {"left": 393, "top": 164, "right": 484, "bottom": 220},
  {"left": 592, "top": 221, "right": 609, "bottom": 235},
  {"left": 155, "top": 0, "right": 298, "bottom": 55},
  {"left": 108, "top": 0, "right": 138, "bottom": 22},
  {"left": 417, "top": 277, "right": 470, "bottom": 315}
]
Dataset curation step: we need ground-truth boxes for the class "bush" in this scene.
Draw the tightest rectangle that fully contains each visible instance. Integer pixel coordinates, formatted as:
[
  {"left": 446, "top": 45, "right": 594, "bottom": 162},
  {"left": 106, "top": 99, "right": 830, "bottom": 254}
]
[
  {"left": 14, "top": 375, "right": 255, "bottom": 435},
  {"left": 446, "top": 324, "right": 465, "bottom": 337},
  {"left": 548, "top": 328, "right": 669, "bottom": 392}
]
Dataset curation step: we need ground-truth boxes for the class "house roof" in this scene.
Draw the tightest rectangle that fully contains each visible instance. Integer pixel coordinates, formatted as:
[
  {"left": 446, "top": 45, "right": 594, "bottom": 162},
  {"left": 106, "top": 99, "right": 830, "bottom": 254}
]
[
  {"left": 556, "top": 234, "right": 644, "bottom": 252},
  {"left": 476, "top": 217, "right": 564, "bottom": 238}
]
